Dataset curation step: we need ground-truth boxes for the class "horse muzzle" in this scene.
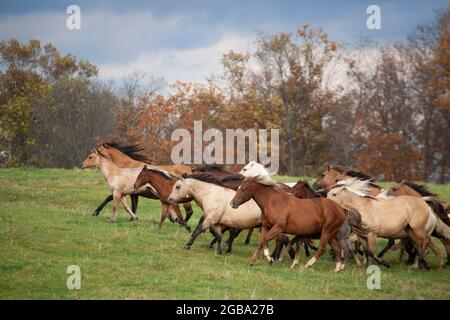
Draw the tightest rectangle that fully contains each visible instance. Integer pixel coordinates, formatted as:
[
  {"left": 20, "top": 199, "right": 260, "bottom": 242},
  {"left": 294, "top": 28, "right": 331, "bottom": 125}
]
[
  {"left": 167, "top": 198, "right": 176, "bottom": 205},
  {"left": 230, "top": 201, "right": 239, "bottom": 209}
]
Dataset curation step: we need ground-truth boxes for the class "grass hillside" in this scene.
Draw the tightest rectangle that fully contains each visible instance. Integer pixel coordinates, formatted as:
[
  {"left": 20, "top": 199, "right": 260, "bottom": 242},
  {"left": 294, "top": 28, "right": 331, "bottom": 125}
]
[{"left": 0, "top": 168, "right": 449, "bottom": 299}]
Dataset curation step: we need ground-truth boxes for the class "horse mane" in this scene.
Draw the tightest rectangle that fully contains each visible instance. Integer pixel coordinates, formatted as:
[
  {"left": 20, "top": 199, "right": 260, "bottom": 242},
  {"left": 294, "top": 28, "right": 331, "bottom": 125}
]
[
  {"left": 331, "top": 166, "right": 375, "bottom": 181},
  {"left": 192, "top": 164, "right": 230, "bottom": 173},
  {"left": 247, "top": 174, "right": 283, "bottom": 189},
  {"left": 182, "top": 173, "right": 229, "bottom": 188},
  {"left": 145, "top": 167, "right": 176, "bottom": 180},
  {"left": 222, "top": 175, "right": 244, "bottom": 183},
  {"left": 103, "top": 141, "right": 149, "bottom": 163},
  {"left": 402, "top": 181, "right": 436, "bottom": 197},
  {"left": 332, "top": 178, "right": 376, "bottom": 199}
]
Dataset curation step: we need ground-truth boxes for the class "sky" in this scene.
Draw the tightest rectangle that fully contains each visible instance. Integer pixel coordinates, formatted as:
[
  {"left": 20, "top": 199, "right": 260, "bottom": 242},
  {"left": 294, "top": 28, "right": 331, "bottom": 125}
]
[{"left": 0, "top": 0, "right": 448, "bottom": 84}]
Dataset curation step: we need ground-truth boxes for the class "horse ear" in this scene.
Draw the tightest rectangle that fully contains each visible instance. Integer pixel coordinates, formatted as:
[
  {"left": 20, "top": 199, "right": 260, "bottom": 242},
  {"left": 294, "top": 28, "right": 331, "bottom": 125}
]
[{"left": 144, "top": 165, "right": 148, "bottom": 170}]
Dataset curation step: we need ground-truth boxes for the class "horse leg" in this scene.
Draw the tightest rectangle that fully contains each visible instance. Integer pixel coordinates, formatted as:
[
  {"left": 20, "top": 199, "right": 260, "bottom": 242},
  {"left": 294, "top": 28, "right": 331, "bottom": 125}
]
[
  {"left": 184, "top": 216, "right": 214, "bottom": 250},
  {"left": 250, "top": 227, "right": 267, "bottom": 266},
  {"left": 261, "top": 225, "right": 283, "bottom": 264},
  {"left": 271, "top": 234, "right": 286, "bottom": 261},
  {"left": 329, "top": 236, "right": 344, "bottom": 273},
  {"left": 377, "top": 239, "right": 396, "bottom": 258},
  {"left": 244, "top": 228, "right": 254, "bottom": 245},
  {"left": 159, "top": 204, "right": 170, "bottom": 229},
  {"left": 405, "top": 229, "right": 430, "bottom": 270},
  {"left": 172, "top": 204, "right": 191, "bottom": 232},
  {"left": 183, "top": 202, "right": 194, "bottom": 222},
  {"left": 93, "top": 194, "right": 113, "bottom": 216},
  {"left": 305, "top": 231, "right": 332, "bottom": 269},
  {"left": 290, "top": 241, "right": 301, "bottom": 269},
  {"left": 428, "top": 239, "right": 444, "bottom": 269},
  {"left": 110, "top": 194, "right": 122, "bottom": 222},
  {"left": 131, "top": 195, "right": 139, "bottom": 215},
  {"left": 226, "top": 228, "right": 240, "bottom": 254},
  {"left": 367, "top": 234, "right": 390, "bottom": 268},
  {"left": 121, "top": 197, "right": 138, "bottom": 221},
  {"left": 212, "top": 225, "right": 223, "bottom": 255}
]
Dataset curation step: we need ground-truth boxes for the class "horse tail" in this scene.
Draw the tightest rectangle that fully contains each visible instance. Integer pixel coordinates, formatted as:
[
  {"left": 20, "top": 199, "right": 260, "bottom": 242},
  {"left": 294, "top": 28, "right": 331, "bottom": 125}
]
[
  {"left": 343, "top": 204, "right": 372, "bottom": 238},
  {"left": 423, "top": 196, "right": 450, "bottom": 227}
]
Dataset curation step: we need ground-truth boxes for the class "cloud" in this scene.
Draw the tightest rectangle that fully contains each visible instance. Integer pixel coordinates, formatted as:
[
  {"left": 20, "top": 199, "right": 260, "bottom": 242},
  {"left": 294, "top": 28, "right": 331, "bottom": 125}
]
[{"left": 98, "top": 33, "right": 251, "bottom": 83}]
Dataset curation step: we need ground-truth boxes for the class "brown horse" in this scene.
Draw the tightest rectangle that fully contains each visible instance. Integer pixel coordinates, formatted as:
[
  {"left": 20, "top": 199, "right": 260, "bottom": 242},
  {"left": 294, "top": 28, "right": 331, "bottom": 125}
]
[
  {"left": 284, "top": 180, "right": 363, "bottom": 268},
  {"left": 230, "top": 175, "right": 354, "bottom": 272},
  {"left": 313, "top": 165, "right": 383, "bottom": 196},
  {"left": 81, "top": 142, "right": 192, "bottom": 229}
]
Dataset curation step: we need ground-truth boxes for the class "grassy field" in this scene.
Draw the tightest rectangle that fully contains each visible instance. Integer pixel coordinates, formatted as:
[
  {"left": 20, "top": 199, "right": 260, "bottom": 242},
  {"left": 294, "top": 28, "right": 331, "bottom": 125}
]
[{"left": 0, "top": 168, "right": 449, "bottom": 300}]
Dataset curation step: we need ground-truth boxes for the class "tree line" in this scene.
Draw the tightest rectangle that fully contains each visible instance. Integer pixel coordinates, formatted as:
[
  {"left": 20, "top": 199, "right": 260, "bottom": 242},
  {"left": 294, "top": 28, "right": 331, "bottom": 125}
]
[{"left": 0, "top": 8, "right": 448, "bottom": 182}]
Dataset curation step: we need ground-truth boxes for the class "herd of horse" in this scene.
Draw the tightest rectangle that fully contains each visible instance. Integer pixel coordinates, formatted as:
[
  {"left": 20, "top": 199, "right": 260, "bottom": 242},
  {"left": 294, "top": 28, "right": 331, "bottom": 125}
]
[{"left": 81, "top": 142, "right": 450, "bottom": 272}]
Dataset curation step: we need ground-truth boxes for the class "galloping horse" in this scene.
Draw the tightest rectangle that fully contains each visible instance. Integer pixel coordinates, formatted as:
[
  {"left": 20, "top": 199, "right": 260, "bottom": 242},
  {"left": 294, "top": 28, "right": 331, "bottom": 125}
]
[
  {"left": 134, "top": 166, "right": 249, "bottom": 253},
  {"left": 167, "top": 174, "right": 262, "bottom": 255},
  {"left": 81, "top": 142, "right": 192, "bottom": 229},
  {"left": 327, "top": 178, "right": 448, "bottom": 269},
  {"left": 229, "top": 175, "right": 363, "bottom": 273},
  {"left": 386, "top": 180, "right": 450, "bottom": 266},
  {"left": 239, "top": 161, "right": 364, "bottom": 267}
]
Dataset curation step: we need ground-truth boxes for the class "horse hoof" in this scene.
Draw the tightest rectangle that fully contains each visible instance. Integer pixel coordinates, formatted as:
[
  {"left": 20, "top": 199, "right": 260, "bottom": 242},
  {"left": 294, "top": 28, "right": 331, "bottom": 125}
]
[
  {"left": 92, "top": 211, "right": 99, "bottom": 216},
  {"left": 183, "top": 245, "right": 191, "bottom": 250}
]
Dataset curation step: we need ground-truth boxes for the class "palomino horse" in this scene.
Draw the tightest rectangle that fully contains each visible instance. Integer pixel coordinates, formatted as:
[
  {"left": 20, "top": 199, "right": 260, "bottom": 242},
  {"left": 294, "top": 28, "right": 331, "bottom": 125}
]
[
  {"left": 386, "top": 180, "right": 450, "bottom": 266},
  {"left": 229, "top": 175, "right": 359, "bottom": 273},
  {"left": 313, "top": 165, "right": 384, "bottom": 196},
  {"left": 81, "top": 143, "right": 191, "bottom": 230},
  {"left": 327, "top": 178, "right": 448, "bottom": 269},
  {"left": 167, "top": 174, "right": 262, "bottom": 255}
]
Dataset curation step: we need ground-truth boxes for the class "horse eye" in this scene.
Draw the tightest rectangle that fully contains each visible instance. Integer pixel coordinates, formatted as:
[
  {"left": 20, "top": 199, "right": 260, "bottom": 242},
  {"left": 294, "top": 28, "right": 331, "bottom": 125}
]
[
  {"left": 321, "top": 174, "right": 324, "bottom": 177},
  {"left": 243, "top": 168, "right": 247, "bottom": 171},
  {"left": 176, "top": 185, "right": 180, "bottom": 189},
  {"left": 332, "top": 193, "right": 337, "bottom": 196},
  {"left": 392, "top": 188, "right": 397, "bottom": 191}
]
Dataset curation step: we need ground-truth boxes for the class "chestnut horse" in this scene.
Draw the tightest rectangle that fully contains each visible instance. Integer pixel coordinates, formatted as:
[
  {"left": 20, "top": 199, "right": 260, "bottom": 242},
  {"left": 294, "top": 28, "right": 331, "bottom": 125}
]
[{"left": 230, "top": 175, "right": 352, "bottom": 272}]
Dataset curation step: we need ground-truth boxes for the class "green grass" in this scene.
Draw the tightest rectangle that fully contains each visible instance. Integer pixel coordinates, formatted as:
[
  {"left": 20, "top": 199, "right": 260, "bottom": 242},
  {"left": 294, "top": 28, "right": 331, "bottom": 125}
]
[{"left": 0, "top": 168, "right": 449, "bottom": 300}]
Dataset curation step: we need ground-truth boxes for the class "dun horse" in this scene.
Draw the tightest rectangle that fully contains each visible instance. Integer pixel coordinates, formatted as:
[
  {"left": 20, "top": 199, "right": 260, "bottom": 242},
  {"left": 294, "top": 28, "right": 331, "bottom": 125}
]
[
  {"left": 81, "top": 142, "right": 192, "bottom": 230},
  {"left": 327, "top": 178, "right": 448, "bottom": 269}
]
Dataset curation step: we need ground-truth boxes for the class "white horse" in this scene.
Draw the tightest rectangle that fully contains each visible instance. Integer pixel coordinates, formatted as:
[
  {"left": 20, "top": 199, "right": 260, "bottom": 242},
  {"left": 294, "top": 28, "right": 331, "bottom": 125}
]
[{"left": 167, "top": 175, "right": 262, "bottom": 255}]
